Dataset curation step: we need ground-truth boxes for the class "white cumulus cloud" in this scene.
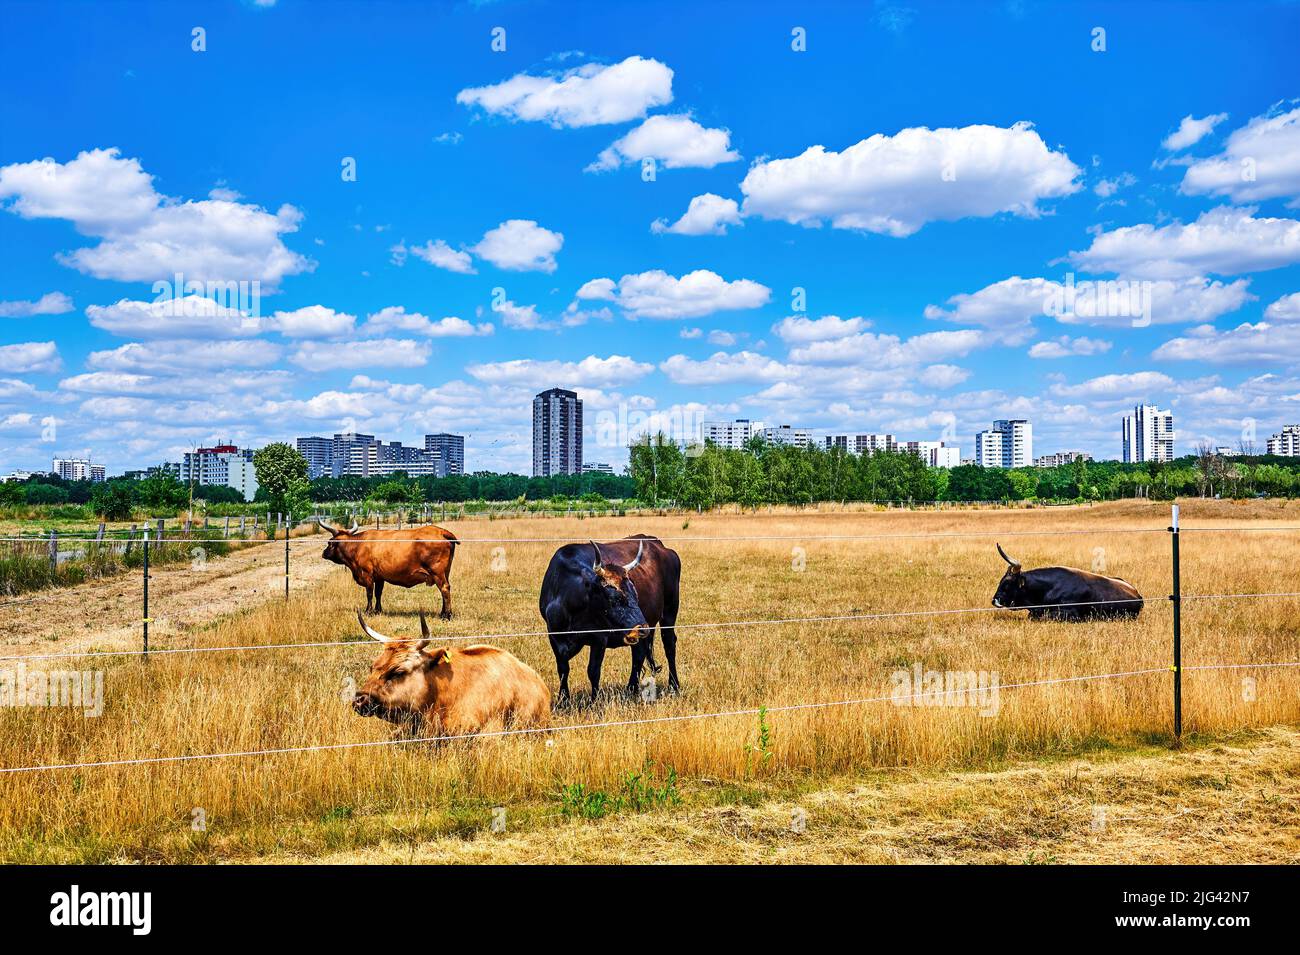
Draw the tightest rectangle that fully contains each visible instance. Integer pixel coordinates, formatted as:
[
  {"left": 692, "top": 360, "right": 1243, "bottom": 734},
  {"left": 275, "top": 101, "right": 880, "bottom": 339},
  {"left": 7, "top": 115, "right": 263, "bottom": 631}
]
[
  {"left": 739, "top": 121, "right": 1081, "bottom": 237},
  {"left": 289, "top": 338, "right": 431, "bottom": 370},
  {"left": 0, "top": 292, "right": 74, "bottom": 318},
  {"left": 1068, "top": 206, "right": 1300, "bottom": 278},
  {"left": 0, "top": 148, "right": 312, "bottom": 288},
  {"left": 579, "top": 269, "right": 770, "bottom": 320},
  {"left": 1161, "top": 112, "right": 1229, "bottom": 151},
  {"left": 1180, "top": 105, "right": 1300, "bottom": 205},
  {"left": 455, "top": 55, "right": 673, "bottom": 128},
  {"left": 588, "top": 115, "right": 740, "bottom": 172},
  {"left": 471, "top": 219, "right": 563, "bottom": 273},
  {"left": 651, "top": 193, "right": 742, "bottom": 235}
]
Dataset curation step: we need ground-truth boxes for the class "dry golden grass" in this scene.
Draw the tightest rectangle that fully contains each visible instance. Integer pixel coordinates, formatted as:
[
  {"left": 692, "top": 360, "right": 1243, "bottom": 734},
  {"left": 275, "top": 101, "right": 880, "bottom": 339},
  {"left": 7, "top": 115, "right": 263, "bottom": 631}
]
[{"left": 0, "top": 498, "right": 1296, "bottom": 863}]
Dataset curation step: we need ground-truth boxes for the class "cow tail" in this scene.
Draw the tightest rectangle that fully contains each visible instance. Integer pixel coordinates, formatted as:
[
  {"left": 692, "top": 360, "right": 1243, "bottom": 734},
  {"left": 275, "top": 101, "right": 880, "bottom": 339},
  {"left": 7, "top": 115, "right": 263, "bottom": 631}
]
[{"left": 443, "top": 528, "right": 458, "bottom": 568}]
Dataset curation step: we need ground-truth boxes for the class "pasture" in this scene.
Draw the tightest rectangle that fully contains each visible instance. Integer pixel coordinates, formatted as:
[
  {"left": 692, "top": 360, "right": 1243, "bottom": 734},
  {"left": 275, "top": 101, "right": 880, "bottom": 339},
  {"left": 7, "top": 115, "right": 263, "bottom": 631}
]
[{"left": 0, "top": 498, "right": 1296, "bottom": 863}]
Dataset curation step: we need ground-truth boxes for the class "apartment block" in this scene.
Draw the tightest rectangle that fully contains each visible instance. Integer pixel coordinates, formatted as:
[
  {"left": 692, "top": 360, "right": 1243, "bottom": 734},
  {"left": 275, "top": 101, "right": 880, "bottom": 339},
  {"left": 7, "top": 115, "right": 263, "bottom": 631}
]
[
  {"left": 699, "top": 419, "right": 755, "bottom": 450},
  {"left": 533, "top": 388, "right": 583, "bottom": 477},
  {"left": 1122, "top": 405, "right": 1175, "bottom": 463},
  {"left": 1266, "top": 425, "right": 1300, "bottom": 456}
]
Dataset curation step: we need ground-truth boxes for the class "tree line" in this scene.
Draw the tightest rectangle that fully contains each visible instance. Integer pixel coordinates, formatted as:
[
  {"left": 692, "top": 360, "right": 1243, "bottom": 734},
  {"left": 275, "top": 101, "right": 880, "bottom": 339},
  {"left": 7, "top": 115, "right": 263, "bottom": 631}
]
[
  {"left": 6, "top": 438, "right": 1298, "bottom": 521},
  {"left": 626, "top": 434, "right": 1300, "bottom": 506}
]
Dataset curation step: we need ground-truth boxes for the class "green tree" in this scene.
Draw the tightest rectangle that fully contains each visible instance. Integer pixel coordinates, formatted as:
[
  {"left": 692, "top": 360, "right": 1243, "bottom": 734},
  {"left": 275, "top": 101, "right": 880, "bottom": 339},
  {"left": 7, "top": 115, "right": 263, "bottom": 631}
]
[
  {"left": 91, "top": 482, "right": 135, "bottom": 520},
  {"left": 253, "top": 443, "right": 309, "bottom": 514}
]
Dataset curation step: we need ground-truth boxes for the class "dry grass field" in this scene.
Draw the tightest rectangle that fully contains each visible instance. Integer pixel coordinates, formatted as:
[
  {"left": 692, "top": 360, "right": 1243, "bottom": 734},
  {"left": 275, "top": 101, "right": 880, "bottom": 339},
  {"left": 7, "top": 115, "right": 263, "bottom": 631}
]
[{"left": 0, "top": 498, "right": 1296, "bottom": 864}]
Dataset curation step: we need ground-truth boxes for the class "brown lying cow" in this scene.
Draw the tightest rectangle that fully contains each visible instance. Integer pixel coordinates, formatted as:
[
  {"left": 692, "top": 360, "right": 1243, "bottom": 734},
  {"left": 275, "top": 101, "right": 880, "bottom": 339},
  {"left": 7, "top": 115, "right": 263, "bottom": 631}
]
[
  {"left": 319, "top": 520, "right": 457, "bottom": 617},
  {"left": 352, "top": 611, "right": 550, "bottom": 735}
]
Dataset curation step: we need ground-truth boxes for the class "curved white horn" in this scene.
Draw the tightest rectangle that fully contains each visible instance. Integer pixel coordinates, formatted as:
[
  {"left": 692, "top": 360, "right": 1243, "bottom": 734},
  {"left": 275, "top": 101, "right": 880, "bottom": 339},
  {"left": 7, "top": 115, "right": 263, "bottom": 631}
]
[
  {"left": 996, "top": 542, "right": 1021, "bottom": 570},
  {"left": 346, "top": 521, "right": 359, "bottom": 534},
  {"left": 622, "top": 539, "right": 644, "bottom": 572},
  {"left": 589, "top": 539, "right": 603, "bottom": 570},
  {"left": 419, "top": 611, "right": 431, "bottom": 639},
  {"left": 357, "top": 611, "right": 392, "bottom": 642},
  {"left": 318, "top": 518, "right": 339, "bottom": 535}
]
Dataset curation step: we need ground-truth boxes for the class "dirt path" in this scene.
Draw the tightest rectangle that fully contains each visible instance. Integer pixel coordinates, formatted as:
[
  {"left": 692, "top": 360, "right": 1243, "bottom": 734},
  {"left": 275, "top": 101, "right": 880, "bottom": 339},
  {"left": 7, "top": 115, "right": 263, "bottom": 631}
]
[{"left": 0, "top": 535, "right": 339, "bottom": 657}]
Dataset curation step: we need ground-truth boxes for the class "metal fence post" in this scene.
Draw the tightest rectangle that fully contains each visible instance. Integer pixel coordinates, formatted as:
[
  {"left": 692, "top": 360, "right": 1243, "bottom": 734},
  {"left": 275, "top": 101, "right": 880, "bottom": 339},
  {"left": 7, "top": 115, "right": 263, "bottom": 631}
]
[
  {"left": 48, "top": 529, "right": 57, "bottom": 576},
  {"left": 285, "top": 518, "right": 291, "bottom": 602},
  {"left": 1169, "top": 503, "right": 1182, "bottom": 740},
  {"left": 142, "top": 526, "right": 150, "bottom": 659}
]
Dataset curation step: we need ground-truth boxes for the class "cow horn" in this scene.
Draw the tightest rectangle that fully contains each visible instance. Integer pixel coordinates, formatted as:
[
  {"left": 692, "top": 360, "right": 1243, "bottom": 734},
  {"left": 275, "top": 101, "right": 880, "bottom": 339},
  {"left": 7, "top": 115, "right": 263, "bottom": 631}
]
[
  {"left": 996, "top": 543, "right": 1021, "bottom": 570},
  {"left": 346, "top": 521, "right": 359, "bottom": 534},
  {"left": 622, "top": 539, "right": 644, "bottom": 572},
  {"left": 419, "top": 611, "right": 431, "bottom": 639},
  {"left": 590, "top": 539, "right": 603, "bottom": 570},
  {"left": 318, "top": 518, "right": 338, "bottom": 534},
  {"left": 357, "top": 611, "right": 392, "bottom": 642}
]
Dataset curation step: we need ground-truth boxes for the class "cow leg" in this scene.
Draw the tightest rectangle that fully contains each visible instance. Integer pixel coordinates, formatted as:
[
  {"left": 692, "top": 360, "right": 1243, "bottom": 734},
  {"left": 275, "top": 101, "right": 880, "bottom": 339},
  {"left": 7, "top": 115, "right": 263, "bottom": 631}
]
[
  {"left": 373, "top": 579, "right": 385, "bottom": 615},
  {"left": 585, "top": 643, "right": 606, "bottom": 705},
  {"left": 435, "top": 572, "right": 452, "bottom": 620},
  {"left": 627, "top": 639, "right": 650, "bottom": 698},
  {"left": 364, "top": 583, "right": 374, "bottom": 614},
  {"left": 551, "top": 638, "right": 581, "bottom": 708}
]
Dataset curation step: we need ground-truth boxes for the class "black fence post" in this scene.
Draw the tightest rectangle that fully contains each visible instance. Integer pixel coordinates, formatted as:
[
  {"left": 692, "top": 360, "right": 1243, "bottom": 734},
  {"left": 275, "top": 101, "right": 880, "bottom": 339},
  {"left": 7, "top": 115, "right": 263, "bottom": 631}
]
[
  {"left": 142, "top": 526, "right": 150, "bottom": 659},
  {"left": 1169, "top": 503, "right": 1182, "bottom": 740}
]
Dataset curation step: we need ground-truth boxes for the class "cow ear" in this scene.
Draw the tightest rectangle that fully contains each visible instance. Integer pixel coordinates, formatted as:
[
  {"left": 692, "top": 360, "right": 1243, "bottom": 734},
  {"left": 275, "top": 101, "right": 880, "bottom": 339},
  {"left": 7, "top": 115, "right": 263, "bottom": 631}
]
[{"left": 423, "top": 647, "right": 452, "bottom": 667}]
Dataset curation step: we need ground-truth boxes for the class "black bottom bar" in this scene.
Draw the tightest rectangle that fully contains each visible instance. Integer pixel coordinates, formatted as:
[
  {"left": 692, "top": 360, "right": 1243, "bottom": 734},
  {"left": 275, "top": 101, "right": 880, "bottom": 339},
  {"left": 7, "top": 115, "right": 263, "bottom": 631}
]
[{"left": 0, "top": 864, "right": 1285, "bottom": 940}]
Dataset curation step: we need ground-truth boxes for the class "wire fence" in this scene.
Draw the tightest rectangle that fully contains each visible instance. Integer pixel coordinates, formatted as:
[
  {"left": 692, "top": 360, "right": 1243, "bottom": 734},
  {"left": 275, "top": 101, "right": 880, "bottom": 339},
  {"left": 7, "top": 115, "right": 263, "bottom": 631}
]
[
  {"left": 2, "top": 660, "right": 1296, "bottom": 777},
  {"left": 1, "top": 504, "right": 1296, "bottom": 776}
]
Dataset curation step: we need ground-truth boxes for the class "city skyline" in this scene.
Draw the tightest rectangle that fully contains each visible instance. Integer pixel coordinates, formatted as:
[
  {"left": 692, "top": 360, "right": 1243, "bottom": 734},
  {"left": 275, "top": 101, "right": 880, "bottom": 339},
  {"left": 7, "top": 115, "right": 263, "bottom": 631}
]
[{"left": 3, "top": 3, "right": 1300, "bottom": 475}]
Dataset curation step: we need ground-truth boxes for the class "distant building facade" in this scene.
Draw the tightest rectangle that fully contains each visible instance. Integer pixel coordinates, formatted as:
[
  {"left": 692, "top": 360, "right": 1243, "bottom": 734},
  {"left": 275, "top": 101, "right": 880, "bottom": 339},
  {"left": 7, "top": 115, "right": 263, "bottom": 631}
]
[
  {"left": 825, "top": 433, "right": 897, "bottom": 455},
  {"left": 533, "top": 388, "right": 583, "bottom": 477},
  {"left": 1035, "top": 451, "right": 1092, "bottom": 468},
  {"left": 975, "top": 420, "right": 1033, "bottom": 468},
  {"left": 700, "top": 419, "right": 755, "bottom": 450},
  {"left": 582, "top": 462, "right": 615, "bottom": 475},
  {"left": 759, "top": 425, "right": 811, "bottom": 448},
  {"left": 180, "top": 445, "right": 258, "bottom": 501},
  {"left": 297, "top": 432, "right": 451, "bottom": 479},
  {"left": 52, "top": 458, "right": 106, "bottom": 483},
  {"left": 1266, "top": 425, "right": 1299, "bottom": 457},
  {"left": 1122, "top": 405, "right": 1175, "bottom": 463},
  {"left": 424, "top": 433, "right": 465, "bottom": 475}
]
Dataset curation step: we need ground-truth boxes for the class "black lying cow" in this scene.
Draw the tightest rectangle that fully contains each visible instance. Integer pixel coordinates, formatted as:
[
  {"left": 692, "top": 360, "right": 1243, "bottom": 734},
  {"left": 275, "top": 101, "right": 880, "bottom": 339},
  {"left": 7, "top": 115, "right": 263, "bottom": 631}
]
[
  {"left": 991, "top": 543, "right": 1144, "bottom": 621},
  {"left": 539, "top": 535, "right": 681, "bottom": 705}
]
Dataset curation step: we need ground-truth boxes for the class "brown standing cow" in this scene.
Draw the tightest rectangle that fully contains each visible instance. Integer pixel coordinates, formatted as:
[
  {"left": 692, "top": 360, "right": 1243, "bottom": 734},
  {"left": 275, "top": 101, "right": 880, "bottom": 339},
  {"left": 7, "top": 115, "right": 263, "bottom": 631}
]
[
  {"left": 352, "top": 611, "right": 550, "bottom": 735},
  {"left": 319, "top": 520, "right": 457, "bottom": 617}
]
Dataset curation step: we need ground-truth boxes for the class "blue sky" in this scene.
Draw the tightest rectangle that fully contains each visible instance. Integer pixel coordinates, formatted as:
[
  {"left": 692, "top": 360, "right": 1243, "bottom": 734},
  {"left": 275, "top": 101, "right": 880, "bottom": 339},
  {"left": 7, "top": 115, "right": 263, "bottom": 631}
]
[{"left": 1, "top": 0, "right": 1298, "bottom": 475}]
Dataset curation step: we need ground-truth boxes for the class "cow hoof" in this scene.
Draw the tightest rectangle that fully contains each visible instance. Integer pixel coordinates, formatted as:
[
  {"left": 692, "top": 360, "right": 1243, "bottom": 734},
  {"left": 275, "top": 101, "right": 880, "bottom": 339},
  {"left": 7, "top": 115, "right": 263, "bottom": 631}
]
[{"left": 440, "top": 612, "right": 453, "bottom": 621}]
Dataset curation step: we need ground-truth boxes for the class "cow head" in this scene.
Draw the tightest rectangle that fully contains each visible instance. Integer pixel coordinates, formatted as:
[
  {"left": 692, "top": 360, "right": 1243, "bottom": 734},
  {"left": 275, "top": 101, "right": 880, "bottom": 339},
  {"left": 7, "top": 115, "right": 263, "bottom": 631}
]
[
  {"left": 586, "top": 539, "right": 648, "bottom": 645},
  {"left": 991, "top": 542, "right": 1028, "bottom": 608},
  {"left": 319, "top": 519, "right": 360, "bottom": 565},
  {"left": 352, "top": 611, "right": 450, "bottom": 721}
]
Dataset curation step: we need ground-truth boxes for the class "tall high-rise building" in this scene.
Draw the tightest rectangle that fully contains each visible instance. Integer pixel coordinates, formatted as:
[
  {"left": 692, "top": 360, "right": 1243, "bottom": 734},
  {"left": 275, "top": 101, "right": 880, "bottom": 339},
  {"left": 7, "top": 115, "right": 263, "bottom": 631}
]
[
  {"left": 992, "top": 419, "right": 1033, "bottom": 468},
  {"left": 974, "top": 429, "right": 1003, "bottom": 468},
  {"left": 1266, "top": 425, "right": 1299, "bottom": 456},
  {"left": 975, "top": 420, "right": 1033, "bottom": 468},
  {"left": 1122, "top": 405, "right": 1175, "bottom": 463},
  {"left": 533, "top": 388, "right": 583, "bottom": 477},
  {"left": 424, "top": 433, "right": 465, "bottom": 475},
  {"left": 296, "top": 436, "right": 334, "bottom": 479}
]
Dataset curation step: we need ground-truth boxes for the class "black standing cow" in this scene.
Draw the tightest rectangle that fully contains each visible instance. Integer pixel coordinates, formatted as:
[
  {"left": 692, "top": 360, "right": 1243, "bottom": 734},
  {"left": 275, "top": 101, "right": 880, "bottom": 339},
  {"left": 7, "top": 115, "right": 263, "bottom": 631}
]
[
  {"left": 991, "top": 543, "right": 1144, "bottom": 620},
  {"left": 539, "top": 534, "right": 681, "bottom": 705}
]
